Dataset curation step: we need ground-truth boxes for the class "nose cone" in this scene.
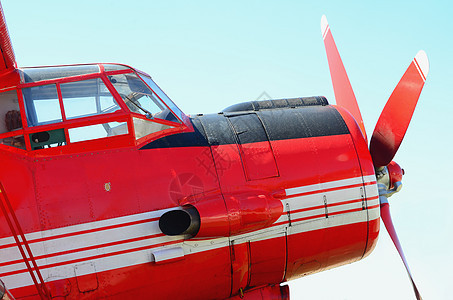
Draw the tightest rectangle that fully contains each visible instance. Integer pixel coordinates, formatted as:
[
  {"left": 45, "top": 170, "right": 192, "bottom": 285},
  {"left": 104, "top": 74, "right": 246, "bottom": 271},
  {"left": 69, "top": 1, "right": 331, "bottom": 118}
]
[{"left": 387, "top": 161, "right": 404, "bottom": 189}]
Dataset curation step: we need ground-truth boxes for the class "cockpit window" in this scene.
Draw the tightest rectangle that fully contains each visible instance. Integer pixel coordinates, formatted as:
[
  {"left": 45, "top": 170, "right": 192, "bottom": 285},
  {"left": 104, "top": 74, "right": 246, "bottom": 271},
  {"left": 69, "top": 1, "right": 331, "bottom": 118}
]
[
  {"left": 108, "top": 73, "right": 179, "bottom": 123},
  {"left": 103, "top": 64, "right": 131, "bottom": 72},
  {"left": 138, "top": 74, "right": 184, "bottom": 122},
  {"left": 17, "top": 67, "right": 185, "bottom": 149},
  {"left": 23, "top": 84, "right": 62, "bottom": 127},
  {"left": 0, "top": 90, "right": 22, "bottom": 134},
  {"left": 20, "top": 65, "right": 100, "bottom": 83},
  {"left": 23, "top": 78, "right": 121, "bottom": 127},
  {"left": 61, "top": 78, "right": 120, "bottom": 119},
  {"left": 0, "top": 90, "right": 26, "bottom": 149}
]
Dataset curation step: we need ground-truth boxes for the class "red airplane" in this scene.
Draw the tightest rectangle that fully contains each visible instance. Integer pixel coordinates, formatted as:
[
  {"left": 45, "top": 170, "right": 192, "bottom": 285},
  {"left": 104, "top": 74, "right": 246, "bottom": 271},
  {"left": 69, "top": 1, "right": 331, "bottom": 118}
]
[{"left": 0, "top": 2, "right": 428, "bottom": 299}]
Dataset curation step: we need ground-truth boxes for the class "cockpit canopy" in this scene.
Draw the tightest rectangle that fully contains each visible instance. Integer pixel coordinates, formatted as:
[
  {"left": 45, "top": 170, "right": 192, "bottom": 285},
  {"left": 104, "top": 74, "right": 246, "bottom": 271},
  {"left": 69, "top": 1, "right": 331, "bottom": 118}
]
[{"left": 0, "top": 64, "right": 187, "bottom": 152}]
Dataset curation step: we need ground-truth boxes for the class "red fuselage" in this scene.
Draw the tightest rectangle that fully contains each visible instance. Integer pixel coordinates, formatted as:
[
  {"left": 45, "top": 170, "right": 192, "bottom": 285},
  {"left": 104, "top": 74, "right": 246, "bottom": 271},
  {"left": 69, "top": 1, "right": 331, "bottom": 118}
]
[{"left": 0, "top": 64, "right": 379, "bottom": 299}]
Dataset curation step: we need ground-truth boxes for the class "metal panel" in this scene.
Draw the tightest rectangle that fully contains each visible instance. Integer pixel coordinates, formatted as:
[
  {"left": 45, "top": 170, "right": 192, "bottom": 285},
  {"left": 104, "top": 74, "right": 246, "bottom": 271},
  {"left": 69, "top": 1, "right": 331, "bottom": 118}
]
[
  {"left": 228, "top": 114, "right": 278, "bottom": 181},
  {"left": 74, "top": 262, "right": 98, "bottom": 293}
]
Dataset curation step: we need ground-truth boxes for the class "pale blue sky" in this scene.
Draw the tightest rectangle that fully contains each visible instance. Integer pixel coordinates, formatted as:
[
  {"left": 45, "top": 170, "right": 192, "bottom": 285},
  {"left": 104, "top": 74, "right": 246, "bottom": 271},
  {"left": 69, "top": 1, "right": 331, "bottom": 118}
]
[{"left": 2, "top": 0, "right": 452, "bottom": 299}]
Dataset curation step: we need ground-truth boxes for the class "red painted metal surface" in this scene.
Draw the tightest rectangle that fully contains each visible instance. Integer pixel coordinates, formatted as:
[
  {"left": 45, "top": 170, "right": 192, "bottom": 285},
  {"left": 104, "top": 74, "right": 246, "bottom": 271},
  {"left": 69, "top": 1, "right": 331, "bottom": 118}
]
[
  {"left": 0, "top": 103, "right": 380, "bottom": 299},
  {"left": 0, "top": 2, "right": 16, "bottom": 73},
  {"left": 248, "top": 236, "right": 286, "bottom": 288},
  {"left": 182, "top": 191, "right": 283, "bottom": 238},
  {"left": 387, "top": 161, "right": 404, "bottom": 189},
  {"left": 228, "top": 285, "right": 289, "bottom": 300},
  {"left": 0, "top": 183, "right": 49, "bottom": 299},
  {"left": 238, "top": 140, "right": 279, "bottom": 181},
  {"left": 0, "top": 5, "right": 385, "bottom": 298},
  {"left": 230, "top": 242, "right": 250, "bottom": 296}
]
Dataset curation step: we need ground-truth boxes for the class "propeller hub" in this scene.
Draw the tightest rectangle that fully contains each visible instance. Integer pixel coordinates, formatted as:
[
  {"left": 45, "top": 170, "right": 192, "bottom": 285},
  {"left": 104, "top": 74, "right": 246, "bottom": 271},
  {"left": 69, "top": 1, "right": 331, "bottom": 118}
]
[
  {"left": 376, "top": 161, "right": 403, "bottom": 203},
  {"left": 387, "top": 161, "right": 404, "bottom": 186}
]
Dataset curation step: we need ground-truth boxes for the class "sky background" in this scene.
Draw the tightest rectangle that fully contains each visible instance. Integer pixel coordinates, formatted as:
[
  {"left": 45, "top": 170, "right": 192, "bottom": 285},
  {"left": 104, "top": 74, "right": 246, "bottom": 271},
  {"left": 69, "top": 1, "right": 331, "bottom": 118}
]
[{"left": 2, "top": 0, "right": 452, "bottom": 299}]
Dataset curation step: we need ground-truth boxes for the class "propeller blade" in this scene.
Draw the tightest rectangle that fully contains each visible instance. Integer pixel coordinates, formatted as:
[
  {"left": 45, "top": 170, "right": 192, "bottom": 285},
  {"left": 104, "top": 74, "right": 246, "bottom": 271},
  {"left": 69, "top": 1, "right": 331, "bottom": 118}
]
[
  {"left": 380, "top": 202, "right": 422, "bottom": 300},
  {"left": 370, "top": 51, "right": 429, "bottom": 167},
  {"left": 321, "top": 15, "right": 367, "bottom": 141}
]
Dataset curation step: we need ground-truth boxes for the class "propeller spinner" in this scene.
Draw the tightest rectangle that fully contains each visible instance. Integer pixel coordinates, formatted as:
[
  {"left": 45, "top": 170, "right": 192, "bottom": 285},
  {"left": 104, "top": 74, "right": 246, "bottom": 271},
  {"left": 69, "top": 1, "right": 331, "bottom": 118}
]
[{"left": 321, "top": 15, "right": 428, "bottom": 300}]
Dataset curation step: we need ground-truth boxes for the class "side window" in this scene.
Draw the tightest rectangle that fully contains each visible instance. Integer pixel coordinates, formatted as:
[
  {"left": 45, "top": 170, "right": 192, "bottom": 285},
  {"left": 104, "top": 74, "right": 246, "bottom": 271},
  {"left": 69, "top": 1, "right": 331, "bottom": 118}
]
[
  {"left": 0, "top": 90, "right": 22, "bottom": 134},
  {"left": 23, "top": 84, "right": 62, "bottom": 127},
  {"left": 0, "top": 90, "right": 26, "bottom": 149},
  {"left": 22, "top": 84, "right": 67, "bottom": 149},
  {"left": 21, "top": 78, "right": 126, "bottom": 150},
  {"left": 109, "top": 73, "right": 178, "bottom": 122},
  {"left": 61, "top": 78, "right": 120, "bottom": 119},
  {"left": 133, "top": 117, "right": 173, "bottom": 140},
  {"left": 68, "top": 121, "right": 128, "bottom": 143}
]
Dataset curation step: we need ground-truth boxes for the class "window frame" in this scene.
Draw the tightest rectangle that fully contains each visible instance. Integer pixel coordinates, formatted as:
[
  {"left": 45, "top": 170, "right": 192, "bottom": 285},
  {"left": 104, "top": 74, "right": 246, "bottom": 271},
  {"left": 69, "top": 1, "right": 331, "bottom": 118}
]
[
  {"left": 16, "top": 71, "right": 132, "bottom": 152},
  {"left": 0, "top": 64, "right": 188, "bottom": 153},
  {"left": 136, "top": 71, "right": 186, "bottom": 124}
]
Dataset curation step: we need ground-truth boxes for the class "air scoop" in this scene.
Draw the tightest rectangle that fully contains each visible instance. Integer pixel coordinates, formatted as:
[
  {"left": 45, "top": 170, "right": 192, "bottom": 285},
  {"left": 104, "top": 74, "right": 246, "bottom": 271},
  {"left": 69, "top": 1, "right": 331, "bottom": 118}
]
[{"left": 159, "top": 191, "right": 284, "bottom": 239}]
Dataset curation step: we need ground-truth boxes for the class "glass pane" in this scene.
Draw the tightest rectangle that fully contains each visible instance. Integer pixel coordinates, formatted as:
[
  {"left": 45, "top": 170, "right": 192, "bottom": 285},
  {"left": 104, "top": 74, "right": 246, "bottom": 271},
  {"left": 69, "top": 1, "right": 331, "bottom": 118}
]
[
  {"left": 1, "top": 135, "right": 26, "bottom": 149},
  {"left": 103, "top": 64, "right": 131, "bottom": 72},
  {"left": 20, "top": 65, "right": 100, "bottom": 83},
  {"left": 108, "top": 73, "right": 178, "bottom": 122},
  {"left": 30, "top": 128, "right": 66, "bottom": 150},
  {"left": 23, "top": 84, "right": 62, "bottom": 127},
  {"left": 68, "top": 121, "right": 128, "bottom": 143},
  {"left": 133, "top": 117, "right": 173, "bottom": 140},
  {"left": 133, "top": 94, "right": 162, "bottom": 115},
  {"left": 139, "top": 74, "right": 183, "bottom": 122},
  {"left": 0, "top": 90, "right": 22, "bottom": 134},
  {"left": 61, "top": 78, "right": 120, "bottom": 119}
]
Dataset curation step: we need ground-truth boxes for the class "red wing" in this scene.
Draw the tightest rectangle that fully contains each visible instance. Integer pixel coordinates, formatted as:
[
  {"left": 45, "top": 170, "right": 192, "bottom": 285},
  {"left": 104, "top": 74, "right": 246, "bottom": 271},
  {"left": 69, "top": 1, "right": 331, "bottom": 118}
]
[{"left": 0, "top": 2, "right": 16, "bottom": 74}]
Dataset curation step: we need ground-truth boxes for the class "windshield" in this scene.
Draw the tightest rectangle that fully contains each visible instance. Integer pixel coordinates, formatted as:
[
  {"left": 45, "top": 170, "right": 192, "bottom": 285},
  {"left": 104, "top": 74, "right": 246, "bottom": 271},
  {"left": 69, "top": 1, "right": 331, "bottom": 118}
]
[
  {"left": 138, "top": 74, "right": 184, "bottom": 122},
  {"left": 108, "top": 73, "right": 179, "bottom": 123}
]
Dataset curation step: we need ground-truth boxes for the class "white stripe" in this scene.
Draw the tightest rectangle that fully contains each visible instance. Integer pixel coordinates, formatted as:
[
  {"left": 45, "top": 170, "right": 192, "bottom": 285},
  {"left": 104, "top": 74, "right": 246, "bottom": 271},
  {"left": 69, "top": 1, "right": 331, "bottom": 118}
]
[
  {"left": 321, "top": 15, "right": 330, "bottom": 40},
  {"left": 1, "top": 208, "right": 372, "bottom": 290},
  {"left": 289, "top": 210, "right": 368, "bottom": 236},
  {"left": 287, "top": 180, "right": 377, "bottom": 211},
  {"left": 367, "top": 206, "right": 380, "bottom": 221},
  {"left": 363, "top": 174, "right": 377, "bottom": 184},
  {"left": 287, "top": 176, "right": 377, "bottom": 201},
  {"left": 291, "top": 207, "right": 326, "bottom": 221},
  {"left": 328, "top": 201, "right": 362, "bottom": 214},
  {"left": 1, "top": 177, "right": 379, "bottom": 290},
  {"left": 414, "top": 50, "right": 429, "bottom": 81},
  {"left": 413, "top": 58, "right": 425, "bottom": 83},
  {"left": 0, "top": 221, "right": 179, "bottom": 273},
  {"left": 0, "top": 207, "right": 176, "bottom": 249},
  {"left": 285, "top": 175, "right": 374, "bottom": 196}
]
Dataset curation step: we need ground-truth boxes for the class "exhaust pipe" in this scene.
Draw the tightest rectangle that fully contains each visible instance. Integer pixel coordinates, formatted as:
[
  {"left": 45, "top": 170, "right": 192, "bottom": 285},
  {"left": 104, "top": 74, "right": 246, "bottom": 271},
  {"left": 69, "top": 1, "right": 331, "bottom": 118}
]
[{"left": 159, "top": 206, "right": 200, "bottom": 236}]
